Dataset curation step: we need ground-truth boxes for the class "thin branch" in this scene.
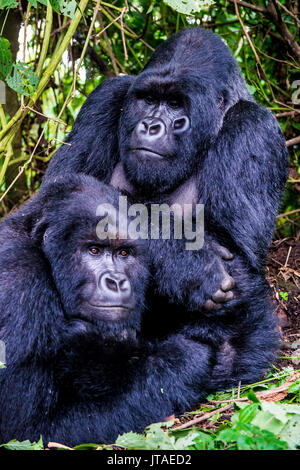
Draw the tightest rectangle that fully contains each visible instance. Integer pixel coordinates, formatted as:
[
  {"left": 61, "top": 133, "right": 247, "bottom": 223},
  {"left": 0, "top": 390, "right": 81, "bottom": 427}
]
[
  {"left": 227, "top": 0, "right": 266, "bottom": 14},
  {"left": 0, "top": 124, "right": 48, "bottom": 203},
  {"left": 275, "top": 0, "right": 300, "bottom": 24},
  {"left": 98, "top": 11, "right": 119, "bottom": 75},
  {"left": 175, "top": 404, "right": 233, "bottom": 430},
  {"left": 120, "top": 0, "right": 129, "bottom": 62},
  {"left": 233, "top": 0, "right": 276, "bottom": 101},
  {"left": 50, "top": 19, "right": 71, "bottom": 37},
  {"left": 286, "top": 135, "right": 300, "bottom": 147},
  {"left": 277, "top": 208, "right": 300, "bottom": 218}
]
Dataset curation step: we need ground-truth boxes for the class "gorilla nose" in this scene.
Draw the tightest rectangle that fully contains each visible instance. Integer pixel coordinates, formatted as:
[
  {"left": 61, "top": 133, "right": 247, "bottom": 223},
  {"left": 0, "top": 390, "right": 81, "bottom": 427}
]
[
  {"left": 173, "top": 116, "right": 190, "bottom": 134},
  {"left": 100, "top": 271, "right": 132, "bottom": 299},
  {"left": 136, "top": 117, "right": 165, "bottom": 141}
]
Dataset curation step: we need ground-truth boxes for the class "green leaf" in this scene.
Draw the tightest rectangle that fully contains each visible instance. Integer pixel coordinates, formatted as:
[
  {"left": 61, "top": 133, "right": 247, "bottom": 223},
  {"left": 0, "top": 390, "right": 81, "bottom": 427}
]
[
  {"left": 6, "top": 62, "right": 39, "bottom": 96},
  {"left": 0, "top": 436, "right": 44, "bottom": 450},
  {"left": 73, "top": 443, "right": 103, "bottom": 450},
  {"left": 0, "top": 36, "right": 12, "bottom": 80},
  {"left": 0, "top": 0, "right": 18, "bottom": 9},
  {"left": 246, "top": 84, "right": 256, "bottom": 95},
  {"left": 49, "top": 0, "right": 61, "bottom": 13},
  {"left": 288, "top": 380, "right": 300, "bottom": 395},
  {"left": 116, "top": 431, "right": 149, "bottom": 450},
  {"left": 189, "top": 431, "right": 215, "bottom": 450},
  {"left": 252, "top": 402, "right": 300, "bottom": 449},
  {"left": 163, "top": 0, "right": 214, "bottom": 15},
  {"left": 235, "top": 404, "right": 260, "bottom": 424},
  {"left": 60, "top": 0, "right": 77, "bottom": 18},
  {"left": 247, "top": 389, "right": 260, "bottom": 403}
]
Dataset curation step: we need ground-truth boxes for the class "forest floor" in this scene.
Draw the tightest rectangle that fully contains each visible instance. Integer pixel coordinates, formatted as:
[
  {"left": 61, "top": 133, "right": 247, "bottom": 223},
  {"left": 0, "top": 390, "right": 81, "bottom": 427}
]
[
  {"left": 171, "top": 236, "right": 300, "bottom": 432},
  {"left": 267, "top": 236, "right": 300, "bottom": 369}
]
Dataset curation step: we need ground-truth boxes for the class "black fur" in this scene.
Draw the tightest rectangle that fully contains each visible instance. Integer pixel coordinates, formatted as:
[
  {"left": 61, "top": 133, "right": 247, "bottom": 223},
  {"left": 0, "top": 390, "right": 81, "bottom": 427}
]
[
  {"left": 0, "top": 28, "right": 287, "bottom": 444},
  {"left": 0, "top": 175, "right": 212, "bottom": 446},
  {"left": 43, "top": 28, "right": 287, "bottom": 394},
  {"left": 44, "top": 27, "right": 288, "bottom": 304}
]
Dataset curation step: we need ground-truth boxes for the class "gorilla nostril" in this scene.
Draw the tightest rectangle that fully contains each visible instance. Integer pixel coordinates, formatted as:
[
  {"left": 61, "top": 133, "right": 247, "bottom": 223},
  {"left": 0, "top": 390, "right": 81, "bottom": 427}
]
[
  {"left": 141, "top": 121, "right": 149, "bottom": 132},
  {"left": 105, "top": 276, "right": 118, "bottom": 292},
  {"left": 149, "top": 124, "right": 162, "bottom": 135},
  {"left": 173, "top": 116, "right": 190, "bottom": 134}
]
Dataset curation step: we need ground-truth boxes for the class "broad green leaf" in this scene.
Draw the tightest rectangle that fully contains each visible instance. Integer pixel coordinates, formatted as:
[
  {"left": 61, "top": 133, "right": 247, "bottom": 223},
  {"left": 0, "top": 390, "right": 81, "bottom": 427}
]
[
  {"left": 116, "top": 431, "right": 149, "bottom": 450},
  {"left": 188, "top": 431, "right": 215, "bottom": 450},
  {"left": 0, "top": 36, "right": 12, "bottom": 80},
  {"left": 0, "top": 0, "right": 18, "bottom": 9},
  {"left": 247, "top": 389, "right": 260, "bottom": 403},
  {"left": 6, "top": 62, "right": 39, "bottom": 96},
  {"left": 163, "top": 0, "right": 214, "bottom": 15},
  {"left": 233, "top": 403, "right": 260, "bottom": 424},
  {"left": 288, "top": 380, "right": 300, "bottom": 395},
  {"left": 251, "top": 410, "right": 284, "bottom": 435},
  {"left": 252, "top": 402, "right": 300, "bottom": 449},
  {"left": 60, "top": 0, "right": 77, "bottom": 18},
  {"left": 49, "top": 0, "right": 60, "bottom": 13},
  {"left": 0, "top": 436, "right": 43, "bottom": 450}
]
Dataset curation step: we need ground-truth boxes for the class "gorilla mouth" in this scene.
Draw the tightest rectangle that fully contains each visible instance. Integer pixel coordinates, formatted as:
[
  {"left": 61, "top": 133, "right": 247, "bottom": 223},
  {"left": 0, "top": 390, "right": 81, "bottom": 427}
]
[
  {"left": 89, "top": 304, "right": 131, "bottom": 310},
  {"left": 88, "top": 304, "right": 132, "bottom": 320},
  {"left": 131, "top": 147, "right": 167, "bottom": 160}
]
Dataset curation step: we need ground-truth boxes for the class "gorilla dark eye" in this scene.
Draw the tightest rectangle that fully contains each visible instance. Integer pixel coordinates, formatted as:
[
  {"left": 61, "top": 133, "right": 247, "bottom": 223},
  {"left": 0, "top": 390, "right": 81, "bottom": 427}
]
[
  {"left": 168, "top": 99, "right": 181, "bottom": 108},
  {"left": 145, "top": 95, "right": 155, "bottom": 105},
  {"left": 89, "top": 246, "right": 100, "bottom": 255}
]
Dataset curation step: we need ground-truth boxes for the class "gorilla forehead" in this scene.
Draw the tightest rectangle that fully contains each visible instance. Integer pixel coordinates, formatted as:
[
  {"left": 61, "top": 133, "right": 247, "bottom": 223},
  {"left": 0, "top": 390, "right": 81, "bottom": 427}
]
[
  {"left": 42, "top": 174, "right": 121, "bottom": 213},
  {"left": 145, "top": 27, "right": 236, "bottom": 74}
]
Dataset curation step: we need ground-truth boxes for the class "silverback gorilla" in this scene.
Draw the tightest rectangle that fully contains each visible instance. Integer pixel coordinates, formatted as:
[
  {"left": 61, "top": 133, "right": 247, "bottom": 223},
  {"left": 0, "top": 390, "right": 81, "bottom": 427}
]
[
  {"left": 44, "top": 27, "right": 288, "bottom": 315},
  {"left": 0, "top": 175, "right": 280, "bottom": 446},
  {"left": 0, "top": 175, "right": 213, "bottom": 446}
]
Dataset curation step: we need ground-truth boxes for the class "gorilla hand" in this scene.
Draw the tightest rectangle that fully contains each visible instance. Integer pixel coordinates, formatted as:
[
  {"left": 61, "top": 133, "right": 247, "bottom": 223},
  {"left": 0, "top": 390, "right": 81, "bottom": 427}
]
[{"left": 204, "top": 243, "right": 235, "bottom": 312}]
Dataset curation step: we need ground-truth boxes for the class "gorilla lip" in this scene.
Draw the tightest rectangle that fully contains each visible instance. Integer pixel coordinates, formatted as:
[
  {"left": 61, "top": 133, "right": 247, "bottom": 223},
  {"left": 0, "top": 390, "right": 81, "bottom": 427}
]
[
  {"left": 131, "top": 147, "right": 167, "bottom": 159},
  {"left": 87, "top": 304, "right": 132, "bottom": 321}
]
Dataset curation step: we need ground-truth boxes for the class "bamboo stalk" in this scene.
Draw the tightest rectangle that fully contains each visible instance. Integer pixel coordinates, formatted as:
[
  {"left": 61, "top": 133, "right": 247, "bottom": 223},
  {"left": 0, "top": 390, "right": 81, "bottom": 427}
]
[{"left": 36, "top": 1, "right": 53, "bottom": 78}]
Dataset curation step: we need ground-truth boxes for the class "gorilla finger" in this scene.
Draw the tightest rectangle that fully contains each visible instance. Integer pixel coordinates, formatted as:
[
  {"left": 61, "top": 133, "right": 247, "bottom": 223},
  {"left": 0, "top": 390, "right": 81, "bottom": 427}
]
[
  {"left": 221, "top": 275, "right": 235, "bottom": 292},
  {"left": 211, "top": 289, "right": 233, "bottom": 303},
  {"left": 203, "top": 299, "right": 222, "bottom": 311},
  {"left": 218, "top": 245, "right": 234, "bottom": 260}
]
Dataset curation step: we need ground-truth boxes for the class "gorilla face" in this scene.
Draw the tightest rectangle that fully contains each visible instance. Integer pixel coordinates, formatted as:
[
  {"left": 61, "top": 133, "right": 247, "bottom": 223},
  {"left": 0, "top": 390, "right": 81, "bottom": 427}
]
[
  {"left": 79, "top": 240, "right": 141, "bottom": 322},
  {"left": 118, "top": 72, "right": 224, "bottom": 196},
  {"left": 34, "top": 180, "right": 149, "bottom": 335}
]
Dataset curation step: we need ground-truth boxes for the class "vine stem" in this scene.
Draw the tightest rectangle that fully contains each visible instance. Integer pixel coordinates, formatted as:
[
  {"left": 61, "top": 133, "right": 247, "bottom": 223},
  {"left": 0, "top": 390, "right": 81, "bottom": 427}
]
[
  {"left": 36, "top": 0, "right": 53, "bottom": 78},
  {"left": 51, "top": 0, "right": 102, "bottom": 138},
  {"left": 0, "top": 0, "right": 89, "bottom": 156}
]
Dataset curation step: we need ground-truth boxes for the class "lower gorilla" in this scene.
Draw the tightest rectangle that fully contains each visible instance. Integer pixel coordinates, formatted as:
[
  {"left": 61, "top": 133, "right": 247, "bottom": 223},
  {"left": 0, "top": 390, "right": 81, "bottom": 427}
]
[
  {"left": 0, "top": 175, "right": 211, "bottom": 446},
  {"left": 0, "top": 175, "right": 279, "bottom": 446}
]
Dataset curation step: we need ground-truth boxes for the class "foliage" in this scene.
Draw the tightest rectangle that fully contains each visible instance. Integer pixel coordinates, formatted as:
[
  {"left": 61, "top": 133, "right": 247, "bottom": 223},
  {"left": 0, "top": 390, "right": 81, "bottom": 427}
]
[
  {"left": 1, "top": 369, "right": 299, "bottom": 450},
  {"left": 0, "top": 0, "right": 298, "bottom": 224},
  {"left": 0, "top": 436, "right": 44, "bottom": 450}
]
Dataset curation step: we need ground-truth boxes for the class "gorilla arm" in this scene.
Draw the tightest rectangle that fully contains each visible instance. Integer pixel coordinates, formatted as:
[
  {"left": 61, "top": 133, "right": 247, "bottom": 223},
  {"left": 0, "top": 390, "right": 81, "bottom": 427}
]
[
  {"left": 0, "top": 217, "right": 213, "bottom": 445},
  {"left": 0, "top": 238, "right": 64, "bottom": 443},
  {"left": 199, "top": 100, "right": 288, "bottom": 269},
  {"left": 47, "top": 334, "right": 213, "bottom": 446},
  {"left": 44, "top": 75, "right": 134, "bottom": 184}
]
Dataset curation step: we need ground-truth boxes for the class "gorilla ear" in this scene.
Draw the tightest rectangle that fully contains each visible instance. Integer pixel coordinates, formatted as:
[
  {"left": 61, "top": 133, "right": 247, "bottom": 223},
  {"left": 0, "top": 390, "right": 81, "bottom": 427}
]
[
  {"left": 218, "top": 89, "right": 230, "bottom": 113},
  {"left": 31, "top": 217, "right": 50, "bottom": 245}
]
